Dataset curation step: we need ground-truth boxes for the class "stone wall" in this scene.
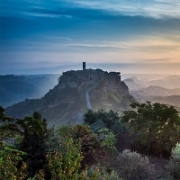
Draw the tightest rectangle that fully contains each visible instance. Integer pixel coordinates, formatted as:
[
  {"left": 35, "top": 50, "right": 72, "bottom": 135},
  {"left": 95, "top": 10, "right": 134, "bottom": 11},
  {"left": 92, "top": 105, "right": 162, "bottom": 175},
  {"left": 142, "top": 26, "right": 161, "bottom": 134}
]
[{"left": 60, "top": 69, "right": 121, "bottom": 84}]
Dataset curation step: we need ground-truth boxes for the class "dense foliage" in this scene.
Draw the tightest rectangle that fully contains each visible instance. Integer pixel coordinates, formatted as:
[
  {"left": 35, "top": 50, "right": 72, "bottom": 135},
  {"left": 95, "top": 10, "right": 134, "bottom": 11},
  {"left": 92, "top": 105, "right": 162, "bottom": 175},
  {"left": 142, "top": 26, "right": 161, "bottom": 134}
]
[
  {"left": 84, "top": 109, "right": 120, "bottom": 129},
  {"left": 84, "top": 109, "right": 132, "bottom": 151},
  {"left": 17, "top": 112, "right": 48, "bottom": 177},
  {"left": 169, "top": 143, "right": 180, "bottom": 179},
  {"left": 0, "top": 106, "right": 118, "bottom": 179},
  {"left": 1, "top": 103, "right": 180, "bottom": 179},
  {"left": 0, "top": 142, "right": 27, "bottom": 180},
  {"left": 46, "top": 126, "right": 82, "bottom": 180},
  {"left": 121, "top": 102, "right": 180, "bottom": 157}
]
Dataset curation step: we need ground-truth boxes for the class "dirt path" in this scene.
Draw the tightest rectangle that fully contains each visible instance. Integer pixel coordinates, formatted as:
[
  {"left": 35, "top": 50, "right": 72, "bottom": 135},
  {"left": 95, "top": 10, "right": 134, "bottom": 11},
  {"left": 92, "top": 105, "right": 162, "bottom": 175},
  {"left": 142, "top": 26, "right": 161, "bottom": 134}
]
[{"left": 85, "top": 84, "right": 98, "bottom": 109}]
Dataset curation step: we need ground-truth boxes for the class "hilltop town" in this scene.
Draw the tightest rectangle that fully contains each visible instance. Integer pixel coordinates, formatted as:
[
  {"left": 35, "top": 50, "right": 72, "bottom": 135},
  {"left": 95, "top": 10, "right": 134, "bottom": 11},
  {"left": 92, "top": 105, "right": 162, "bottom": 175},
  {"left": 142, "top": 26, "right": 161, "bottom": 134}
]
[{"left": 5, "top": 63, "right": 134, "bottom": 126}]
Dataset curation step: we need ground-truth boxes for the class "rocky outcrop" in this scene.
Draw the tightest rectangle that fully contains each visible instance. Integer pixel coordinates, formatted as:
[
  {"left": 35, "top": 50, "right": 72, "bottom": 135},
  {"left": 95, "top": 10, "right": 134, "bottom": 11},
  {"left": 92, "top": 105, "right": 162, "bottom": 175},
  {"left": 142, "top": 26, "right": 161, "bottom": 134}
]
[{"left": 5, "top": 69, "right": 135, "bottom": 127}]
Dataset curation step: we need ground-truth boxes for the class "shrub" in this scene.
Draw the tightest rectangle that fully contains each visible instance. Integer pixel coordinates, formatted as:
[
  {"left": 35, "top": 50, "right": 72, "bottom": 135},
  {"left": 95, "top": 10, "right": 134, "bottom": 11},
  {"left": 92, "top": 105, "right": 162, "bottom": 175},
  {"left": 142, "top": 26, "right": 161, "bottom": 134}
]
[
  {"left": 72, "top": 124, "right": 106, "bottom": 169},
  {"left": 81, "top": 164, "right": 121, "bottom": 180},
  {"left": 0, "top": 142, "right": 28, "bottom": 180},
  {"left": 46, "top": 126, "right": 82, "bottom": 180},
  {"left": 169, "top": 143, "right": 180, "bottom": 179},
  {"left": 117, "top": 149, "right": 156, "bottom": 180},
  {"left": 84, "top": 109, "right": 120, "bottom": 129}
]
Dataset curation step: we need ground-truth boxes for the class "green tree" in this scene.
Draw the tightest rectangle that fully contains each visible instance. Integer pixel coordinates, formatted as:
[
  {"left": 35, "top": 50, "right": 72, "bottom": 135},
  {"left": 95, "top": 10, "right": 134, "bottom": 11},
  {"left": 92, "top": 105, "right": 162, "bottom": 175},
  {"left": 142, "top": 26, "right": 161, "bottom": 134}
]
[
  {"left": 45, "top": 125, "right": 82, "bottom": 180},
  {"left": 84, "top": 109, "right": 120, "bottom": 129},
  {"left": 0, "top": 106, "right": 21, "bottom": 142},
  {"left": 121, "top": 102, "right": 180, "bottom": 157},
  {"left": 72, "top": 124, "right": 107, "bottom": 169},
  {"left": 17, "top": 112, "right": 48, "bottom": 177},
  {"left": 0, "top": 142, "right": 28, "bottom": 180}
]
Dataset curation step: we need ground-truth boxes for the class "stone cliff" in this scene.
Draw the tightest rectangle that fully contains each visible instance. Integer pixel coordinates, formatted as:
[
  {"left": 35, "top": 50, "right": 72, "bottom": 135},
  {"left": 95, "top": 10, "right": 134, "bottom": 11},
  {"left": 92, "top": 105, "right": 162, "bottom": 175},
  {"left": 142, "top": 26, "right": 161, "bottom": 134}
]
[{"left": 6, "top": 69, "right": 135, "bottom": 126}]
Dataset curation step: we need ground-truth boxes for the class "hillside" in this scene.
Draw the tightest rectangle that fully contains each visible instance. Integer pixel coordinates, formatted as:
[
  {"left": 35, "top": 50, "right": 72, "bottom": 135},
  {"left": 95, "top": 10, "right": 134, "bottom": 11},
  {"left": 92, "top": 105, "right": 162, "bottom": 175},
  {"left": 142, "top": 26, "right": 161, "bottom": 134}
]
[
  {"left": 123, "top": 78, "right": 143, "bottom": 90},
  {"left": 152, "top": 95, "right": 180, "bottom": 110},
  {"left": 0, "top": 74, "right": 59, "bottom": 107},
  {"left": 123, "top": 75, "right": 180, "bottom": 110},
  {"left": 132, "top": 86, "right": 180, "bottom": 97},
  {"left": 5, "top": 69, "right": 135, "bottom": 126},
  {"left": 143, "top": 75, "right": 180, "bottom": 89}
]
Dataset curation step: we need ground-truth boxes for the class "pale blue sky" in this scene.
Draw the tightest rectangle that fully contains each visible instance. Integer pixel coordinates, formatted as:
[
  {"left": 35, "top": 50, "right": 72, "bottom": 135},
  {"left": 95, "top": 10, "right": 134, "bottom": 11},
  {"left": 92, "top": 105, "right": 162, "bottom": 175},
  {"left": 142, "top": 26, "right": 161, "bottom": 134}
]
[{"left": 1, "top": 0, "right": 180, "bottom": 74}]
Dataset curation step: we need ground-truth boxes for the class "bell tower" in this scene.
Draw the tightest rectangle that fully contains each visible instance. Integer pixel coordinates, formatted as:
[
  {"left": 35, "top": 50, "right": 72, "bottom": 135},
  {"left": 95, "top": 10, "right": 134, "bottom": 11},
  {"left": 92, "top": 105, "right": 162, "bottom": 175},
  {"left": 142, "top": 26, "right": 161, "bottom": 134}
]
[{"left": 83, "top": 62, "right": 86, "bottom": 70}]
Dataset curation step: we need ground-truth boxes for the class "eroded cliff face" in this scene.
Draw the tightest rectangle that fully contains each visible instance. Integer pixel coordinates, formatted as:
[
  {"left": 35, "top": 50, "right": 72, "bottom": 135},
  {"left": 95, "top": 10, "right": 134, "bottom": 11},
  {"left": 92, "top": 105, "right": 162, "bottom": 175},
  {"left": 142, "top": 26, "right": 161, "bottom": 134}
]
[{"left": 6, "top": 69, "right": 135, "bottom": 127}]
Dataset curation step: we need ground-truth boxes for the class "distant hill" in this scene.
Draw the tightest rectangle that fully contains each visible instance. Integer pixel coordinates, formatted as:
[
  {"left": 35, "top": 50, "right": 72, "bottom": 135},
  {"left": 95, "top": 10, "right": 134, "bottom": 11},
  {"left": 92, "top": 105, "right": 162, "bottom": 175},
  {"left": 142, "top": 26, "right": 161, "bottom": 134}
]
[
  {"left": 124, "top": 75, "right": 180, "bottom": 110},
  {"left": 0, "top": 74, "right": 59, "bottom": 107},
  {"left": 132, "top": 86, "right": 180, "bottom": 97},
  {"left": 123, "top": 78, "right": 142, "bottom": 90},
  {"left": 124, "top": 75, "right": 180, "bottom": 89},
  {"left": 5, "top": 69, "right": 135, "bottom": 126},
  {"left": 152, "top": 95, "right": 180, "bottom": 108},
  {"left": 144, "top": 75, "right": 180, "bottom": 89}
]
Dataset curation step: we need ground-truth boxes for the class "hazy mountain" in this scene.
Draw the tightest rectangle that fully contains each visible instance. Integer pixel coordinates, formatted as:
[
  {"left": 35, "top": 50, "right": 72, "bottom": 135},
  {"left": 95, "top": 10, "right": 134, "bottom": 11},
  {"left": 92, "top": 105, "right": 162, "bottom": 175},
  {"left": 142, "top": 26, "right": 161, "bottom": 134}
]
[
  {"left": 5, "top": 69, "right": 135, "bottom": 126},
  {"left": 133, "top": 86, "right": 180, "bottom": 97},
  {"left": 0, "top": 74, "right": 59, "bottom": 107},
  {"left": 123, "top": 75, "right": 180, "bottom": 109},
  {"left": 144, "top": 75, "right": 180, "bottom": 89},
  {"left": 152, "top": 95, "right": 180, "bottom": 108},
  {"left": 124, "top": 75, "right": 180, "bottom": 89},
  {"left": 121, "top": 74, "right": 167, "bottom": 81},
  {"left": 123, "top": 78, "right": 143, "bottom": 90}
]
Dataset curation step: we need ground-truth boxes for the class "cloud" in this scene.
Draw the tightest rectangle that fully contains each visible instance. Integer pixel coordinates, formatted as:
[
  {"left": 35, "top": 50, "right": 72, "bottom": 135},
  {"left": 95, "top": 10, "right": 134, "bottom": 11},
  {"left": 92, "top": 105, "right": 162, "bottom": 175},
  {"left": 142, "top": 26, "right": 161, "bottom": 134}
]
[
  {"left": 71, "top": 0, "right": 180, "bottom": 19},
  {"left": 1, "top": 0, "right": 180, "bottom": 75},
  {"left": 1, "top": 0, "right": 180, "bottom": 19}
]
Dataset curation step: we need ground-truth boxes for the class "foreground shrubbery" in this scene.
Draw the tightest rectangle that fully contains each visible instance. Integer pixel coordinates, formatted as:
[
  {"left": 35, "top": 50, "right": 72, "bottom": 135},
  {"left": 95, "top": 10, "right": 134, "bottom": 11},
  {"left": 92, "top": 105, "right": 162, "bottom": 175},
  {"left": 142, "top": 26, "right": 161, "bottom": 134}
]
[
  {"left": 0, "top": 107, "right": 118, "bottom": 179},
  {"left": 121, "top": 102, "right": 180, "bottom": 157},
  {"left": 81, "top": 164, "right": 121, "bottom": 180},
  {"left": 1, "top": 103, "right": 180, "bottom": 179},
  {"left": 117, "top": 150, "right": 156, "bottom": 180},
  {"left": 0, "top": 142, "right": 28, "bottom": 180},
  {"left": 169, "top": 143, "right": 180, "bottom": 180}
]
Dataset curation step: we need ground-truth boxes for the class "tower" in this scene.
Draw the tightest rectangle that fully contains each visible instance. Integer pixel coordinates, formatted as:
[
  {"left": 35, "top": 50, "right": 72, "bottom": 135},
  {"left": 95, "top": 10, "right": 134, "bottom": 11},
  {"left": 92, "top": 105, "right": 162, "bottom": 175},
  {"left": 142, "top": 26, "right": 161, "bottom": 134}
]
[{"left": 83, "top": 62, "right": 86, "bottom": 70}]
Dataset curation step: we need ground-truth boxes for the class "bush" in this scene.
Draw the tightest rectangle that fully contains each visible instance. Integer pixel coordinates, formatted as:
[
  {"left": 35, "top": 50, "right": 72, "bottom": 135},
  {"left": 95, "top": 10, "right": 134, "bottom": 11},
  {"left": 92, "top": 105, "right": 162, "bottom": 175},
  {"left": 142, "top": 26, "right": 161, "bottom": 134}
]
[
  {"left": 81, "top": 164, "right": 121, "bottom": 180},
  {"left": 0, "top": 142, "right": 28, "bottom": 180},
  {"left": 117, "top": 149, "right": 156, "bottom": 180},
  {"left": 72, "top": 125, "right": 106, "bottom": 169},
  {"left": 169, "top": 143, "right": 180, "bottom": 179},
  {"left": 45, "top": 125, "right": 118, "bottom": 179},
  {"left": 84, "top": 109, "right": 120, "bottom": 129},
  {"left": 45, "top": 126, "right": 82, "bottom": 180}
]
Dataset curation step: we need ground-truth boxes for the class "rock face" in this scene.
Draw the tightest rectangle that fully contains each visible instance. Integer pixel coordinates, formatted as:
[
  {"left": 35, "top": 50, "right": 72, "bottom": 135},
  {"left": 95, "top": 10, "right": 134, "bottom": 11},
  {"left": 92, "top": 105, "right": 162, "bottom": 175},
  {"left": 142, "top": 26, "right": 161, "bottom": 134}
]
[{"left": 5, "top": 69, "right": 135, "bottom": 127}]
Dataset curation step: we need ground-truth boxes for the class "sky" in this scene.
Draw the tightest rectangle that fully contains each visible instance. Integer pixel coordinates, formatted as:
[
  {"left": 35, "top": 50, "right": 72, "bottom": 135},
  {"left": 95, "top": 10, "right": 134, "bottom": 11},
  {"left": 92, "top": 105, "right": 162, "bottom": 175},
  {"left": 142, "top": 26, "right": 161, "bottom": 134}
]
[{"left": 0, "top": 0, "right": 180, "bottom": 75}]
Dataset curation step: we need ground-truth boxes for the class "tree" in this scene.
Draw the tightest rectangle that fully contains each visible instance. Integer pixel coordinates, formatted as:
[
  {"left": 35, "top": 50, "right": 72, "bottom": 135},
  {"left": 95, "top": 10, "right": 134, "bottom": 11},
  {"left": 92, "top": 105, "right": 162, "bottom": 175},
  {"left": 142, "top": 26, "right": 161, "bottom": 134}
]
[
  {"left": 84, "top": 109, "right": 120, "bottom": 129},
  {"left": 72, "top": 124, "right": 106, "bottom": 169},
  {"left": 121, "top": 102, "right": 180, "bottom": 157},
  {"left": 45, "top": 125, "right": 83, "bottom": 180},
  {"left": 0, "top": 142, "right": 28, "bottom": 180},
  {"left": 17, "top": 112, "right": 48, "bottom": 177},
  {"left": 0, "top": 106, "right": 21, "bottom": 142}
]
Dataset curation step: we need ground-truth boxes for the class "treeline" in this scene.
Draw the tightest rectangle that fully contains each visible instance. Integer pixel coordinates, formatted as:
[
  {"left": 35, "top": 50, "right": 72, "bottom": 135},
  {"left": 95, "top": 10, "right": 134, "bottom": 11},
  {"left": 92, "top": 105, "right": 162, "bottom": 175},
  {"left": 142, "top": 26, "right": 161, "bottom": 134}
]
[{"left": 0, "top": 102, "right": 180, "bottom": 179}]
